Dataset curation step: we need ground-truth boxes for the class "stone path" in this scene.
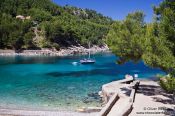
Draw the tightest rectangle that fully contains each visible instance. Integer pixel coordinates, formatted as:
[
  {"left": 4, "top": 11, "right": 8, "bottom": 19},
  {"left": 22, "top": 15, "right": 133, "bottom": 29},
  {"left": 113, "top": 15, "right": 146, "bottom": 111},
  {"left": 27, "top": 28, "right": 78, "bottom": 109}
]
[{"left": 129, "top": 80, "right": 175, "bottom": 116}]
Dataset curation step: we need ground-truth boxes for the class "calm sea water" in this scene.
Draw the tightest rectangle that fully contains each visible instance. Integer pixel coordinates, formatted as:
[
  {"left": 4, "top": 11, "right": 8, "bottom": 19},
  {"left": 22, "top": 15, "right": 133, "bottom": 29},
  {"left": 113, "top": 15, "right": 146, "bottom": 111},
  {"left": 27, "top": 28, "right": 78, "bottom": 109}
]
[{"left": 0, "top": 53, "right": 164, "bottom": 110}]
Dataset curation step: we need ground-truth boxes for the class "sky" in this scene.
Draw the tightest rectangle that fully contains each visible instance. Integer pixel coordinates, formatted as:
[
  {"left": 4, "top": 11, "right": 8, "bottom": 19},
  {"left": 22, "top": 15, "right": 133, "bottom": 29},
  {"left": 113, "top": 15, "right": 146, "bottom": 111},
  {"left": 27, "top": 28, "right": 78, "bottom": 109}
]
[{"left": 53, "top": 0, "right": 162, "bottom": 22}]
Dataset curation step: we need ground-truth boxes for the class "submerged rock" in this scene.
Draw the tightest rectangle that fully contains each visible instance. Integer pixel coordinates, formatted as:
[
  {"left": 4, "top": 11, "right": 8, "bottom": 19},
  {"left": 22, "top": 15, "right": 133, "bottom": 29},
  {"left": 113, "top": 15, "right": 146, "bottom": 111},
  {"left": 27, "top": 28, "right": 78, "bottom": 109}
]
[
  {"left": 68, "top": 96, "right": 73, "bottom": 99},
  {"left": 82, "top": 97, "right": 93, "bottom": 104},
  {"left": 88, "top": 92, "right": 98, "bottom": 97},
  {"left": 87, "top": 92, "right": 101, "bottom": 100},
  {"left": 76, "top": 107, "right": 102, "bottom": 113},
  {"left": 82, "top": 92, "right": 102, "bottom": 104},
  {"left": 66, "top": 102, "right": 71, "bottom": 105}
]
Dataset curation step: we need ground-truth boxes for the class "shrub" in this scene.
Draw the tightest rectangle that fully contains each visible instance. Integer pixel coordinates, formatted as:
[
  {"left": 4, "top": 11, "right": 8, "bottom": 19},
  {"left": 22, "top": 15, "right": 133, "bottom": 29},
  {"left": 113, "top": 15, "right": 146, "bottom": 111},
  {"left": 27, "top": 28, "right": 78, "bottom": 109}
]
[
  {"left": 41, "top": 41, "right": 51, "bottom": 48},
  {"left": 52, "top": 43, "right": 60, "bottom": 50},
  {"left": 159, "top": 74, "right": 175, "bottom": 94}
]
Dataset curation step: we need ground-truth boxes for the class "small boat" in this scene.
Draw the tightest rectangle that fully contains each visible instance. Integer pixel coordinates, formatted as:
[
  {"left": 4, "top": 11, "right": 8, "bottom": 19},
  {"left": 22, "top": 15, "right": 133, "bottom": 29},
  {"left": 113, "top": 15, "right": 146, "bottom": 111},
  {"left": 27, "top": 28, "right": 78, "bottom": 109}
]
[
  {"left": 80, "top": 58, "right": 95, "bottom": 64},
  {"left": 80, "top": 42, "right": 95, "bottom": 64}
]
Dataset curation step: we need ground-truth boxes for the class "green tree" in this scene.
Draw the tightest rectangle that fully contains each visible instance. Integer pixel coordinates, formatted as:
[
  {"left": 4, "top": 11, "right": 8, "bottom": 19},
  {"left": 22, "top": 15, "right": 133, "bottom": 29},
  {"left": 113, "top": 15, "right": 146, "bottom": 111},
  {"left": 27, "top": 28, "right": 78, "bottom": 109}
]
[
  {"left": 106, "top": 1, "right": 175, "bottom": 75},
  {"left": 29, "top": 8, "right": 52, "bottom": 22},
  {"left": 154, "top": 0, "right": 175, "bottom": 54},
  {"left": 23, "top": 31, "right": 35, "bottom": 49},
  {"left": 150, "top": 0, "right": 175, "bottom": 74},
  {"left": 143, "top": 23, "right": 175, "bottom": 74},
  {"left": 107, "top": 11, "right": 146, "bottom": 64}
]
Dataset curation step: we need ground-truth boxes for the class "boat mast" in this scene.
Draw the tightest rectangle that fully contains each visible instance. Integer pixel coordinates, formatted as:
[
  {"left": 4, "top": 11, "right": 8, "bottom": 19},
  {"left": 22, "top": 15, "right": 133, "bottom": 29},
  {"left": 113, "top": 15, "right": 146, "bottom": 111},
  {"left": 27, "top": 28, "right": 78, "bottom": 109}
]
[{"left": 88, "top": 42, "right": 90, "bottom": 59}]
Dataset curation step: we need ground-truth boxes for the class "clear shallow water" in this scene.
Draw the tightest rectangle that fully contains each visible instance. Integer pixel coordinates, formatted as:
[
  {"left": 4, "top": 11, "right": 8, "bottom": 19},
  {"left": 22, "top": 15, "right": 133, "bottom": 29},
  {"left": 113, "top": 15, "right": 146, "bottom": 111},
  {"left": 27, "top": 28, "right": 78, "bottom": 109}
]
[{"left": 0, "top": 53, "right": 164, "bottom": 110}]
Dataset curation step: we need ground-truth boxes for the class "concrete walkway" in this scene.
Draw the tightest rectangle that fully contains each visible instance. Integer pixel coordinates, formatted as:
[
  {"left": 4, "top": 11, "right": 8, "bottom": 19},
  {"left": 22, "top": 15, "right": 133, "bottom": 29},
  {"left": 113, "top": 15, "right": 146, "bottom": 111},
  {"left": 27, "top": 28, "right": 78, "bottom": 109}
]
[
  {"left": 99, "top": 76, "right": 138, "bottom": 116},
  {"left": 129, "top": 80, "right": 175, "bottom": 116}
]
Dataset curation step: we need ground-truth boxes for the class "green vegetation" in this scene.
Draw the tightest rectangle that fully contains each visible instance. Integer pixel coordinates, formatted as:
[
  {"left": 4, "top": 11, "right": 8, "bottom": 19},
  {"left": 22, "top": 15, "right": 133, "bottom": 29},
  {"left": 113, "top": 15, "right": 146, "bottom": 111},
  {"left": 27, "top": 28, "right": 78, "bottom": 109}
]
[
  {"left": 0, "top": 0, "right": 113, "bottom": 50},
  {"left": 106, "top": 11, "right": 146, "bottom": 64},
  {"left": 159, "top": 75, "right": 175, "bottom": 94},
  {"left": 106, "top": 0, "right": 175, "bottom": 93},
  {"left": 106, "top": 0, "right": 175, "bottom": 75}
]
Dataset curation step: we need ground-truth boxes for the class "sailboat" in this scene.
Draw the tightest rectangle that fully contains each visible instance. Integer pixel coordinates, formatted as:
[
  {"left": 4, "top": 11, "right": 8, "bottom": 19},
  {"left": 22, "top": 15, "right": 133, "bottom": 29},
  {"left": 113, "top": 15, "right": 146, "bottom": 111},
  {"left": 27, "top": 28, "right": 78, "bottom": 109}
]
[{"left": 80, "top": 42, "right": 95, "bottom": 64}]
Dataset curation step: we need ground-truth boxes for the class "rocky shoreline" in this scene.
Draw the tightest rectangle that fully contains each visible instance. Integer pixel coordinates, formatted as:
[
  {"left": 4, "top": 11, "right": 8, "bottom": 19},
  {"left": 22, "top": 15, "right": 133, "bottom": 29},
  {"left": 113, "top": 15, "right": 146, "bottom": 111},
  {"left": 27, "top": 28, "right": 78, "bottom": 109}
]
[{"left": 0, "top": 45, "right": 110, "bottom": 56}]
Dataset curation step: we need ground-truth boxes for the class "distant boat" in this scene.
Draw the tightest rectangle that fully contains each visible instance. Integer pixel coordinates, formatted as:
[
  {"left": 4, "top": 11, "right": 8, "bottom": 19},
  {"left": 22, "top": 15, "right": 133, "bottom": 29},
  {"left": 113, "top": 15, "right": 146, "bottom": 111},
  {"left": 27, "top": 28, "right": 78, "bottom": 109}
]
[
  {"left": 80, "top": 58, "right": 95, "bottom": 64},
  {"left": 80, "top": 42, "right": 95, "bottom": 64}
]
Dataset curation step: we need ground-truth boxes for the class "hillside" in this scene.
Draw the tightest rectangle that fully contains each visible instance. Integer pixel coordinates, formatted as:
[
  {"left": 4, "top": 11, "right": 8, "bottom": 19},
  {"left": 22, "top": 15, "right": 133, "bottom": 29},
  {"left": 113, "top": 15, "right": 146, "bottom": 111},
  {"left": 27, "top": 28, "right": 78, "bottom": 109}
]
[{"left": 0, "top": 0, "right": 113, "bottom": 50}]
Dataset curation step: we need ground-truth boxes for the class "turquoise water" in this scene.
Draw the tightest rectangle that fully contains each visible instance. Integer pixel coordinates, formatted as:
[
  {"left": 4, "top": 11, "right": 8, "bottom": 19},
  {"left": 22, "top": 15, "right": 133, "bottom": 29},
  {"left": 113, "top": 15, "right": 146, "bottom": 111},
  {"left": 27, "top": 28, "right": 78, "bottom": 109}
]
[{"left": 0, "top": 53, "right": 164, "bottom": 110}]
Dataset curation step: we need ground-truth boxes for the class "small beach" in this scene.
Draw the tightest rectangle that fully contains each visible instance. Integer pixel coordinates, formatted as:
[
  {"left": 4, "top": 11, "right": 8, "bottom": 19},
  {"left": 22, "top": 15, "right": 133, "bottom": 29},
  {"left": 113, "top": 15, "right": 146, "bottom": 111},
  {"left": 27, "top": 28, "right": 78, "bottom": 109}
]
[{"left": 0, "top": 108, "right": 98, "bottom": 116}]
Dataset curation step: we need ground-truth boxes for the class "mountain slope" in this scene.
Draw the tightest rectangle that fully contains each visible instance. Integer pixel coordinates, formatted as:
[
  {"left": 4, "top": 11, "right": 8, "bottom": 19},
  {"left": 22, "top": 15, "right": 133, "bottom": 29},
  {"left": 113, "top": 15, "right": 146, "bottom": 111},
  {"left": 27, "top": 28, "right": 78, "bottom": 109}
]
[{"left": 0, "top": 0, "right": 113, "bottom": 50}]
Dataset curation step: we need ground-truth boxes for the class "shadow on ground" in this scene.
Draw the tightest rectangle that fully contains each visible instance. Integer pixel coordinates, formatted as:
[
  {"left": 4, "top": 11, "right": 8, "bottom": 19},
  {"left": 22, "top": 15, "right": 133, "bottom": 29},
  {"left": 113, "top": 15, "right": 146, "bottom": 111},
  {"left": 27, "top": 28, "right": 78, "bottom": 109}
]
[
  {"left": 120, "top": 87, "right": 132, "bottom": 97},
  {"left": 137, "top": 83, "right": 174, "bottom": 104},
  {"left": 137, "top": 82, "right": 175, "bottom": 115}
]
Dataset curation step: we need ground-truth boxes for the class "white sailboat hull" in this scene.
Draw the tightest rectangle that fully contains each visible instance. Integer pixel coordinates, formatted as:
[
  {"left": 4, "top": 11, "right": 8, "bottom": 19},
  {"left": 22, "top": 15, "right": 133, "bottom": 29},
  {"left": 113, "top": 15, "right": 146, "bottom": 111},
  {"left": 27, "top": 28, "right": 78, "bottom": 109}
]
[{"left": 80, "top": 59, "right": 95, "bottom": 64}]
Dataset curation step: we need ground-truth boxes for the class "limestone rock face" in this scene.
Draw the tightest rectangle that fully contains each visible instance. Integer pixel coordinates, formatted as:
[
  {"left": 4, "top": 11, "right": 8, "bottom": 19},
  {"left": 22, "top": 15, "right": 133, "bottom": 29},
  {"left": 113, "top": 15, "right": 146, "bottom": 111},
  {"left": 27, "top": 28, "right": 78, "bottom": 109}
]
[{"left": 0, "top": 45, "right": 109, "bottom": 56}]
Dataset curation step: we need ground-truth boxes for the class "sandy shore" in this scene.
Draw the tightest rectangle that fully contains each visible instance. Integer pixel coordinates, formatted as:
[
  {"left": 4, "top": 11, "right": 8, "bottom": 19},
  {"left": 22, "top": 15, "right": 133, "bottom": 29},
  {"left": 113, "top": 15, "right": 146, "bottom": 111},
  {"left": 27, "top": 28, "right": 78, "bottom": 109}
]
[
  {"left": 0, "top": 108, "right": 98, "bottom": 116},
  {"left": 0, "top": 45, "right": 109, "bottom": 56},
  {"left": 129, "top": 80, "right": 175, "bottom": 116}
]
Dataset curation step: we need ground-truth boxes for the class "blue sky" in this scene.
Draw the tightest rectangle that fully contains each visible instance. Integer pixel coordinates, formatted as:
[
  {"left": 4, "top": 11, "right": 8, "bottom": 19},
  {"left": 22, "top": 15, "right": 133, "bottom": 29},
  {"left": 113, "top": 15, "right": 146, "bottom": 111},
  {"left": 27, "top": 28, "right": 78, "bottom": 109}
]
[{"left": 53, "top": 0, "right": 162, "bottom": 22}]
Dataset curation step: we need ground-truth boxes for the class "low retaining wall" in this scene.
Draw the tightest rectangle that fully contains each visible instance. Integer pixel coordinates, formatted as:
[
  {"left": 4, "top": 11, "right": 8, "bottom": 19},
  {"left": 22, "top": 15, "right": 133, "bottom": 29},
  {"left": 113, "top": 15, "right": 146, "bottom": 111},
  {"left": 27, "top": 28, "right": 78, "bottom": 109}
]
[
  {"left": 99, "top": 93, "right": 119, "bottom": 116},
  {"left": 99, "top": 76, "right": 140, "bottom": 116},
  {"left": 101, "top": 75, "right": 134, "bottom": 103}
]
